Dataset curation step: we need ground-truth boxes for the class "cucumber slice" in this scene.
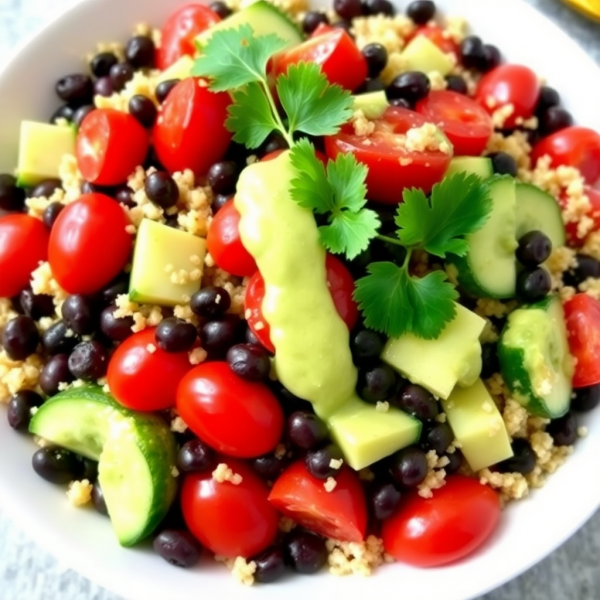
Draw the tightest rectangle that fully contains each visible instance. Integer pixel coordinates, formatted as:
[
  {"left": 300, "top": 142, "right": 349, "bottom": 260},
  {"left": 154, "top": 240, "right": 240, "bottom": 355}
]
[
  {"left": 196, "top": 0, "right": 303, "bottom": 50},
  {"left": 515, "top": 183, "right": 566, "bottom": 249},
  {"left": 498, "top": 295, "right": 573, "bottom": 418},
  {"left": 446, "top": 156, "right": 493, "bottom": 179},
  {"left": 449, "top": 176, "right": 518, "bottom": 299},
  {"left": 30, "top": 386, "right": 178, "bottom": 546}
]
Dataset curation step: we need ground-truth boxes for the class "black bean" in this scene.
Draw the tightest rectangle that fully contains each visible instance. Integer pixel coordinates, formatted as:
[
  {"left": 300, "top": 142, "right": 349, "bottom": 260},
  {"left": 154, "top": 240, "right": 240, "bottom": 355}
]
[
  {"left": 395, "top": 383, "right": 438, "bottom": 421},
  {"left": 1, "top": 316, "right": 39, "bottom": 360},
  {"left": 212, "top": 193, "right": 232, "bottom": 214},
  {"left": 363, "top": 0, "right": 395, "bottom": 16},
  {"left": 32, "top": 446, "right": 82, "bottom": 484},
  {"left": 333, "top": 0, "right": 363, "bottom": 20},
  {"left": 540, "top": 107, "right": 573, "bottom": 136},
  {"left": 571, "top": 384, "right": 600, "bottom": 412},
  {"left": 55, "top": 74, "right": 93, "bottom": 106},
  {"left": 357, "top": 364, "right": 397, "bottom": 404},
  {"left": 62, "top": 295, "right": 97, "bottom": 335},
  {"left": 145, "top": 171, "right": 179, "bottom": 208},
  {"left": 72, "top": 105, "right": 95, "bottom": 128},
  {"left": 19, "top": 289, "right": 55, "bottom": 321},
  {"left": 207, "top": 161, "right": 239, "bottom": 195},
  {"left": 92, "top": 482, "right": 109, "bottom": 516},
  {"left": 100, "top": 277, "right": 130, "bottom": 307},
  {"left": 68, "top": 341, "right": 108, "bottom": 381},
  {"left": 547, "top": 412, "right": 578, "bottom": 446},
  {"left": 209, "top": 0, "right": 232, "bottom": 18},
  {"left": 99, "top": 305, "right": 133, "bottom": 342},
  {"left": 421, "top": 423, "right": 453, "bottom": 455},
  {"left": 199, "top": 315, "right": 242, "bottom": 357},
  {"left": 245, "top": 326, "right": 261, "bottom": 346},
  {"left": 370, "top": 481, "right": 401, "bottom": 520},
  {"left": 126, "top": 36, "right": 156, "bottom": 69},
  {"left": 481, "top": 45, "right": 502, "bottom": 72},
  {"left": 563, "top": 254, "right": 600, "bottom": 288},
  {"left": 460, "top": 36, "right": 486, "bottom": 71},
  {"left": 253, "top": 546, "right": 286, "bottom": 583},
  {"left": 155, "top": 79, "right": 180, "bottom": 104},
  {"left": 287, "top": 411, "right": 328, "bottom": 450},
  {"left": 536, "top": 86, "right": 560, "bottom": 114},
  {"left": 261, "top": 133, "right": 289, "bottom": 156},
  {"left": 284, "top": 530, "right": 327, "bottom": 574},
  {"left": 40, "top": 354, "right": 73, "bottom": 396},
  {"left": 129, "top": 95, "right": 158, "bottom": 128},
  {"left": 177, "top": 439, "right": 216, "bottom": 474},
  {"left": 357, "top": 78, "right": 386, "bottom": 93},
  {"left": 516, "top": 268, "right": 551, "bottom": 303},
  {"left": 350, "top": 330, "right": 384, "bottom": 367},
  {"left": 155, "top": 317, "right": 197, "bottom": 353},
  {"left": 303, "top": 10, "right": 329, "bottom": 34},
  {"left": 80, "top": 458, "right": 99, "bottom": 482},
  {"left": 50, "top": 104, "right": 74, "bottom": 124},
  {"left": 386, "top": 71, "right": 430, "bottom": 105},
  {"left": 113, "top": 185, "right": 135, "bottom": 208},
  {"left": 30, "top": 178, "right": 62, "bottom": 199},
  {"left": 41, "top": 202, "right": 64, "bottom": 230},
  {"left": 389, "top": 446, "right": 428, "bottom": 488},
  {"left": 406, "top": 0, "right": 435, "bottom": 24},
  {"left": 305, "top": 443, "right": 344, "bottom": 479},
  {"left": 444, "top": 450, "right": 463, "bottom": 474},
  {"left": 495, "top": 438, "right": 536, "bottom": 475},
  {"left": 94, "top": 76, "right": 115, "bottom": 98},
  {"left": 7, "top": 390, "right": 44, "bottom": 431},
  {"left": 153, "top": 529, "right": 202, "bottom": 568},
  {"left": 191, "top": 286, "right": 231, "bottom": 318},
  {"left": 516, "top": 231, "right": 552, "bottom": 268},
  {"left": 480, "top": 342, "right": 500, "bottom": 379},
  {"left": 445, "top": 75, "right": 468, "bottom": 95},
  {"left": 90, "top": 52, "right": 119, "bottom": 78},
  {"left": 251, "top": 454, "right": 287, "bottom": 480},
  {"left": 489, "top": 151, "right": 518, "bottom": 177},
  {"left": 274, "top": 384, "right": 314, "bottom": 415},
  {"left": 42, "top": 320, "right": 79, "bottom": 355},
  {"left": 362, "top": 43, "right": 388, "bottom": 78},
  {"left": 0, "top": 174, "right": 25, "bottom": 212},
  {"left": 226, "top": 344, "right": 270, "bottom": 381},
  {"left": 109, "top": 63, "right": 135, "bottom": 92}
]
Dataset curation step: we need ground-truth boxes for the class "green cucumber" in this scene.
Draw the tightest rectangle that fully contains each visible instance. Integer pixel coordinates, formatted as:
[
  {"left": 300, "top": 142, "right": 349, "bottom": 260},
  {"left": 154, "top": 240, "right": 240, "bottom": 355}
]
[
  {"left": 498, "top": 295, "right": 573, "bottom": 418},
  {"left": 449, "top": 176, "right": 518, "bottom": 299},
  {"left": 446, "top": 156, "right": 493, "bottom": 179},
  {"left": 352, "top": 91, "right": 388, "bottom": 120},
  {"left": 515, "top": 183, "right": 566, "bottom": 249},
  {"left": 30, "top": 386, "right": 178, "bottom": 546}
]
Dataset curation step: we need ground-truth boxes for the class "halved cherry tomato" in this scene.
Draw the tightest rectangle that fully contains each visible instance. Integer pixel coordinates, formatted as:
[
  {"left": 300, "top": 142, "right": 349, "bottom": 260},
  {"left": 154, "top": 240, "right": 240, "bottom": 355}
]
[
  {"left": 153, "top": 78, "right": 231, "bottom": 176},
  {"left": 532, "top": 127, "right": 600, "bottom": 186},
  {"left": 269, "top": 460, "right": 367, "bottom": 542},
  {"left": 273, "top": 28, "right": 367, "bottom": 92},
  {"left": 48, "top": 193, "right": 132, "bottom": 294},
  {"left": 76, "top": 109, "right": 149, "bottom": 186},
  {"left": 563, "top": 293, "right": 600, "bottom": 388},
  {"left": 406, "top": 25, "right": 459, "bottom": 56},
  {"left": 559, "top": 187, "right": 600, "bottom": 245},
  {"left": 157, "top": 4, "right": 221, "bottom": 70},
  {"left": 325, "top": 106, "right": 453, "bottom": 203},
  {"left": 245, "top": 254, "right": 359, "bottom": 353},
  {"left": 382, "top": 475, "right": 501, "bottom": 567},
  {"left": 206, "top": 199, "right": 257, "bottom": 277},
  {"left": 475, "top": 64, "right": 540, "bottom": 130},
  {"left": 107, "top": 327, "right": 192, "bottom": 411},
  {"left": 182, "top": 459, "right": 279, "bottom": 558},
  {"left": 0, "top": 214, "right": 49, "bottom": 298},
  {"left": 416, "top": 90, "right": 493, "bottom": 156},
  {"left": 176, "top": 362, "right": 284, "bottom": 458}
]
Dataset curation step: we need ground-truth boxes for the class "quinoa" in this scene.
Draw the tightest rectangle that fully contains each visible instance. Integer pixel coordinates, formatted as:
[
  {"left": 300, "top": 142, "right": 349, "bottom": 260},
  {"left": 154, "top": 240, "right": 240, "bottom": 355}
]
[
  {"left": 66, "top": 480, "right": 94, "bottom": 507},
  {"left": 212, "top": 463, "right": 243, "bottom": 485}
]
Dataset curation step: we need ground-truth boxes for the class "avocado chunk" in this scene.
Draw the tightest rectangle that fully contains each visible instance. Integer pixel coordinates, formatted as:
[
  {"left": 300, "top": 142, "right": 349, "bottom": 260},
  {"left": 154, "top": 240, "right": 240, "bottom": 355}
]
[
  {"left": 442, "top": 379, "right": 513, "bottom": 472},
  {"left": 446, "top": 156, "right": 493, "bottom": 179},
  {"left": 382, "top": 303, "right": 486, "bottom": 400},
  {"left": 400, "top": 35, "right": 455, "bottom": 76},
  {"left": 156, "top": 55, "right": 194, "bottom": 85},
  {"left": 17, "top": 121, "right": 76, "bottom": 187},
  {"left": 129, "top": 219, "right": 207, "bottom": 306},
  {"left": 328, "top": 396, "right": 421, "bottom": 470},
  {"left": 352, "top": 91, "right": 388, "bottom": 120}
]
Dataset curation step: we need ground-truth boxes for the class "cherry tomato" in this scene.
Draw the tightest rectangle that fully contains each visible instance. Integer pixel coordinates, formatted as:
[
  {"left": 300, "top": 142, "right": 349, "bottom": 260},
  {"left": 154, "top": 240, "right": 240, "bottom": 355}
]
[
  {"left": 325, "top": 106, "right": 453, "bottom": 203},
  {"left": 182, "top": 459, "right": 279, "bottom": 558},
  {"left": 76, "top": 109, "right": 149, "bottom": 186},
  {"left": 48, "top": 193, "right": 132, "bottom": 294},
  {"left": 563, "top": 293, "right": 600, "bottom": 388},
  {"left": 177, "top": 362, "right": 284, "bottom": 458},
  {"left": 416, "top": 90, "right": 493, "bottom": 157},
  {"left": 157, "top": 4, "right": 221, "bottom": 70},
  {"left": 273, "top": 28, "right": 367, "bottom": 92},
  {"left": 245, "top": 254, "right": 359, "bottom": 353},
  {"left": 407, "top": 25, "right": 459, "bottom": 56},
  {"left": 0, "top": 214, "right": 49, "bottom": 298},
  {"left": 107, "top": 327, "right": 192, "bottom": 411},
  {"left": 269, "top": 460, "right": 368, "bottom": 542},
  {"left": 532, "top": 127, "right": 600, "bottom": 186},
  {"left": 153, "top": 78, "right": 231, "bottom": 176},
  {"left": 206, "top": 199, "right": 257, "bottom": 277},
  {"left": 559, "top": 187, "right": 600, "bottom": 245},
  {"left": 382, "top": 475, "right": 501, "bottom": 567},
  {"left": 475, "top": 64, "right": 540, "bottom": 130}
]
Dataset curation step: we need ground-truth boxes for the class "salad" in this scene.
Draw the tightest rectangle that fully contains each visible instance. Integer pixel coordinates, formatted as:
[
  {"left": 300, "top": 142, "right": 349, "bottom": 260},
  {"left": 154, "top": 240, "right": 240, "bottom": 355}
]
[{"left": 1, "top": 0, "right": 600, "bottom": 586}]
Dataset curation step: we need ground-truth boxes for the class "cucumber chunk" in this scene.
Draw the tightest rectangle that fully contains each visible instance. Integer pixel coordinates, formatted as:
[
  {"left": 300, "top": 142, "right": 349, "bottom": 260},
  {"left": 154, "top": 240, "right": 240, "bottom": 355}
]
[
  {"left": 515, "top": 183, "right": 566, "bottom": 249},
  {"left": 446, "top": 156, "right": 493, "bottom": 179},
  {"left": 498, "top": 296, "right": 573, "bottom": 418},
  {"left": 400, "top": 35, "right": 454, "bottom": 75},
  {"left": 30, "top": 387, "right": 178, "bottom": 546},
  {"left": 449, "top": 176, "right": 518, "bottom": 299},
  {"left": 352, "top": 91, "right": 388, "bottom": 120}
]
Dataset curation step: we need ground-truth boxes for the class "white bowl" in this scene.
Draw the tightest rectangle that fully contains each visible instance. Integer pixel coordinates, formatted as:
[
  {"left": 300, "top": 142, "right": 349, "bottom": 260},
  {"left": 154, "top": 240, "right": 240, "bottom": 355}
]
[{"left": 1, "top": 1, "right": 600, "bottom": 599}]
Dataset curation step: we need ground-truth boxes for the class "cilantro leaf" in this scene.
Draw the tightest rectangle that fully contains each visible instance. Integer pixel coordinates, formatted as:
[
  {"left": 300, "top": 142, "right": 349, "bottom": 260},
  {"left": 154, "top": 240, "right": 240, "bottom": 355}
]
[
  {"left": 320, "top": 209, "right": 381, "bottom": 260},
  {"left": 192, "top": 25, "right": 287, "bottom": 92},
  {"left": 277, "top": 62, "right": 354, "bottom": 137},
  {"left": 395, "top": 172, "right": 493, "bottom": 258},
  {"left": 354, "top": 262, "right": 458, "bottom": 339},
  {"left": 226, "top": 82, "right": 278, "bottom": 148},
  {"left": 326, "top": 152, "right": 368, "bottom": 212}
]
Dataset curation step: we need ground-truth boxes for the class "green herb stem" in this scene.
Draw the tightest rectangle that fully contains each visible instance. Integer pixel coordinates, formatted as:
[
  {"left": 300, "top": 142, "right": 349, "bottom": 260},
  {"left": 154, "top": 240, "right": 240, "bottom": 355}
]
[{"left": 259, "top": 79, "right": 295, "bottom": 148}]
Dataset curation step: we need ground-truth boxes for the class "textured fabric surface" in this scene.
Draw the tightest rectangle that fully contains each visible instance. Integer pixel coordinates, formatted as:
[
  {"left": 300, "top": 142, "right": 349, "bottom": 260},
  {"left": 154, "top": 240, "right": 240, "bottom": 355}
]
[{"left": 0, "top": 0, "right": 599, "bottom": 598}]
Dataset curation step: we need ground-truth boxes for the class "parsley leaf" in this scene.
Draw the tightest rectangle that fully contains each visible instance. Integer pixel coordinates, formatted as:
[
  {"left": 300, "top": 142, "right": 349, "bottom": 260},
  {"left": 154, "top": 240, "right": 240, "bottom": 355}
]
[
  {"left": 192, "top": 24, "right": 287, "bottom": 92},
  {"left": 277, "top": 62, "right": 354, "bottom": 137},
  {"left": 326, "top": 152, "right": 368, "bottom": 212},
  {"left": 395, "top": 172, "right": 493, "bottom": 258},
  {"left": 289, "top": 138, "right": 333, "bottom": 213},
  {"left": 354, "top": 262, "right": 458, "bottom": 339},
  {"left": 320, "top": 210, "right": 381, "bottom": 260}
]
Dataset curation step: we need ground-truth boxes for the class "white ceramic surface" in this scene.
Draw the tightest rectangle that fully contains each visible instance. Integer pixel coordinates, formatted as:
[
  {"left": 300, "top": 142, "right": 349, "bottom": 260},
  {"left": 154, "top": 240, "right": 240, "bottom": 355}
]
[{"left": 1, "top": 1, "right": 599, "bottom": 599}]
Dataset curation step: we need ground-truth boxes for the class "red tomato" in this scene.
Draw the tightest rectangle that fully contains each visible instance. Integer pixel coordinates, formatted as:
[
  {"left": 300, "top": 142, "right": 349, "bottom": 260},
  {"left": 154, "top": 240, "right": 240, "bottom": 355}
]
[
  {"left": 269, "top": 460, "right": 368, "bottom": 542},
  {"left": 325, "top": 106, "right": 453, "bottom": 203},
  {"left": 245, "top": 254, "right": 359, "bottom": 353},
  {"left": 177, "top": 362, "right": 284, "bottom": 457},
  {"left": 76, "top": 109, "right": 148, "bottom": 186},
  {"left": 532, "top": 127, "right": 600, "bottom": 186},
  {"left": 475, "top": 64, "right": 540, "bottom": 130},
  {"left": 182, "top": 459, "right": 279, "bottom": 558},
  {"left": 153, "top": 78, "right": 231, "bottom": 176},
  {"left": 416, "top": 90, "right": 493, "bottom": 156},
  {"left": 273, "top": 28, "right": 367, "bottom": 92},
  {"left": 559, "top": 187, "right": 600, "bottom": 245},
  {"left": 0, "top": 214, "right": 49, "bottom": 298},
  {"left": 157, "top": 4, "right": 221, "bottom": 70},
  {"left": 382, "top": 475, "right": 501, "bottom": 568},
  {"left": 206, "top": 199, "right": 257, "bottom": 277},
  {"left": 407, "top": 25, "right": 459, "bottom": 56},
  {"left": 48, "top": 193, "right": 132, "bottom": 294},
  {"left": 107, "top": 327, "right": 192, "bottom": 411},
  {"left": 563, "top": 293, "right": 600, "bottom": 388}
]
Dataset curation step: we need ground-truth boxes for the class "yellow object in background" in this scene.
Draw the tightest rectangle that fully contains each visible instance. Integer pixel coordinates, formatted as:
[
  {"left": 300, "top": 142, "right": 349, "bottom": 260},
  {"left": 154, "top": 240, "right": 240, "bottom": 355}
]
[{"left": 563, "top": 0, "right": 600, "bottom": 21}]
